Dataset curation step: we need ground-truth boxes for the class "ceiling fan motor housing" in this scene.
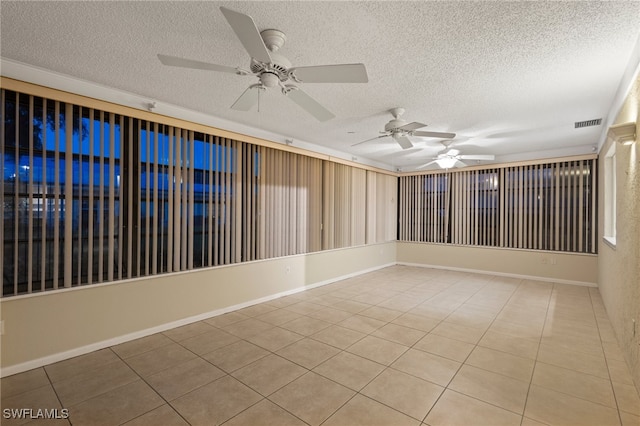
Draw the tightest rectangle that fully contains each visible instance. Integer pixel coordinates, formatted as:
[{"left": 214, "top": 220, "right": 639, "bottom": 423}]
[
  {"left": 250, "top": 51, "right": 291, "bottom": 85},
  {"left": 385, "top": 119, "right": 408, "bottom": 133}
]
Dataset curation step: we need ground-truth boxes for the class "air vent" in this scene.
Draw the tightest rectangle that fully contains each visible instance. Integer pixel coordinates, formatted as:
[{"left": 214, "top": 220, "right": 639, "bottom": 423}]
[{"left": 575, "top": 118, "right": 602, "bottom": 128}]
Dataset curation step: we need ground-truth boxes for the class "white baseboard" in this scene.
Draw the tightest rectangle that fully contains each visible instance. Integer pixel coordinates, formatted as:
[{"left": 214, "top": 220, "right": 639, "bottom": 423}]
[
  {"left": 0, "top": 262, "right": 394, "bottom": 378},
  {"left": 397, "top": 262, "right": 597, "bottom": 287}
]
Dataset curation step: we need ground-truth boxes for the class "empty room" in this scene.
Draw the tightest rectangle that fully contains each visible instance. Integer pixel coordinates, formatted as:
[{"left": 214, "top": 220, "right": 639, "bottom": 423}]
[{"left": 1, "top": 1, "right": 639, "bottom": 425}]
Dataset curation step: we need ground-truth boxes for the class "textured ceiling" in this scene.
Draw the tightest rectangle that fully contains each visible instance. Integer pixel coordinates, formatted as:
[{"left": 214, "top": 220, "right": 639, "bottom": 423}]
[{"left": 2, "top": 1, "right": 639, "bottom": 170}]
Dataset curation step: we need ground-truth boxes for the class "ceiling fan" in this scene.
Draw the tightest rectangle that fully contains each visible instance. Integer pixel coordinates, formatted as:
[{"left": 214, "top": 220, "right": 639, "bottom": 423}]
[
  {"left": 157, "top": 6, "right": 368, "bottom": 122},
  {"left": 417, "top": 141, "right": 495, "bottom": 169},
  {"left": 353, "top": 108, "right": 456, "bottom": 150}
]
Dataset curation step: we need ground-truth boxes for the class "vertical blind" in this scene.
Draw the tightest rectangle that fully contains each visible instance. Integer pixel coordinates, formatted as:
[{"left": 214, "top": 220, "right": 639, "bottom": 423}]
[
  {"left": 323, "top": 163, "right": 365, "bottom": 249},
  {"left": 257, "top": 148, "right": 324, "bottom": 258},
  {"left": 1, "top": 88, "right": 397, "bottom": 297},
  {"left": 366, "top": 171, "right": 397, "bottom": 244},
  {"left": 399, "top": 160, "right": 597, "bottom": 253}
]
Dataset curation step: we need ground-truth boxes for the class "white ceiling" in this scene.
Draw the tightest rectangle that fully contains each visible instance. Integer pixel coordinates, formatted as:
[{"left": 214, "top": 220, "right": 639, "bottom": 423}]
[{"left": 2, "top": 1, "right": 639, "bottom": 171}]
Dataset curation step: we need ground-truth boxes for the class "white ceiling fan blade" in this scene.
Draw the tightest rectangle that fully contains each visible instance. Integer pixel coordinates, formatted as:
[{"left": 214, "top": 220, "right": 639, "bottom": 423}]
[
  {"left": 351, "top": 134, "right": 391, "bottom": 147},
  {"left": 413, "top": 130, "right": 457, "bottom": 139},
  {"left": 290, "top": 64, "right": 368, "bottom": 83},
  {"left": 220, "top": 7, "right": 272, "bottom": 64},
  {"left": 416, "top": 160, "right": 438, "bottom": 170},
  {"left": 231, "top": 86, "right": 261, "bottom": 111},
  {"left": 157, "top": 54, "right": 239, "bottom": 74},
  {"left": 397, "top": 122, "right": 427, "bottom": 132},
  {"left": 393, "top": 134, "right": 414, "bottom": 150},
  {"left": 285, "top": 88, "right": 335, "bottom": 121},
  {"left": 458, "top": 154, "right": 496, "bottom": 161}
]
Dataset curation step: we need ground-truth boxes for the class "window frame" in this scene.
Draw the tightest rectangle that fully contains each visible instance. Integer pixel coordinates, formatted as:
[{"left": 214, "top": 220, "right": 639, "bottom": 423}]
[{"left": 603, "top": 143, "right": 616, "bottom": 248}]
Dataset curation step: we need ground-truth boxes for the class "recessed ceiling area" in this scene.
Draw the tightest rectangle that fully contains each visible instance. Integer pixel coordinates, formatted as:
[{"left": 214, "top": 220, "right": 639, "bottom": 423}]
[{"left": 2, "top": 1, "right": 639, "bottom": 171}]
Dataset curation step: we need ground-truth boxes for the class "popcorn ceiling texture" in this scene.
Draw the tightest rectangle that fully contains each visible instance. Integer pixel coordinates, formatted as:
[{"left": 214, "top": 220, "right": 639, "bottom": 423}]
[
  {"left": 1, "top": 1, "right": 639, "bottom": 169},
  {"left": 598, "top": 75, "right": 640, "bottom": 394}
]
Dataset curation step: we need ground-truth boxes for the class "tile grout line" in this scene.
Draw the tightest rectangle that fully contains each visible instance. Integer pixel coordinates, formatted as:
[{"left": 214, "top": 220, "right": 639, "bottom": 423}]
[
  {"left": 519, "top": 281, "right": 560, "bottom": 426},
  {"left": 421, "top": 276, "right": 531, "bottom": 424},
  {"left": 258, "top": 274, "right": 465, "bottom": 425},
  {"left": 416, "top": 276, "right": 498, "bottom": 423},
  {"left": 40, "top": 365, "right": 70, "bottom": 426},
  {"left": 587, "top": 286, "right": 625, "bottom": 426},
  {"left": 209, "top": 298, "right": 393, "bottom": 426},
  {"left": 311, "top": 275, "right": 445, "bottom": 425},
  {"left": 109, "top": 346, "right": 193, "bottom": 426}
]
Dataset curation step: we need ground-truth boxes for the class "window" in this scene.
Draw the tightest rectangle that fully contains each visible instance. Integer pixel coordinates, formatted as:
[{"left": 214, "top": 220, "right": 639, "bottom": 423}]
[
  {"left": 1, "top": 86, "right": 397, "bottom": 297},
  {"left": 1, "top": 93, "right": 120, "bottom": 295},
  {"left": 398, "top": 159, "right": 598, "bottom": 254},
  {"left": 604, "top": 144, "right": 616, "bottom": 246}
]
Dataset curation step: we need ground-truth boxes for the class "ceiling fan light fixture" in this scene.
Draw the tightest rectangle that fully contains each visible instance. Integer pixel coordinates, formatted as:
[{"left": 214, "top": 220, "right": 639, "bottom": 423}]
[
  {"left": 260, "top": 72, "right": 280, "bottom": 88},
  {"left": 436, "top": 157, "right": 457, "bottom": 169}
]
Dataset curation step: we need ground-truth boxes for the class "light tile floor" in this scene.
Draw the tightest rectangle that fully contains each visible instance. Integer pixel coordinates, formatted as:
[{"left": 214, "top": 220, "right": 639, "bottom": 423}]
[{"left": 2, "top": 266, "right": 639, "bottom": 425}]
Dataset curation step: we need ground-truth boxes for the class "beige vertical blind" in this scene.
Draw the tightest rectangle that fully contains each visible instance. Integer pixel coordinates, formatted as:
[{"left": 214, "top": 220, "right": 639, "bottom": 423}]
[
  {"left": 399, "top": 160, "right": 597, "bottom": 253},
  {"left": 322, "top": 162, "right": 370, "bottom": 249},
  {"left": 351, "top": 167, "right": 367, "bottom": 246},
  {"left": 255, "top": 148, "right": 323, "bottom": 259},
  {"left": 366, "top": 171, "right": 397, "bottom": 244}
]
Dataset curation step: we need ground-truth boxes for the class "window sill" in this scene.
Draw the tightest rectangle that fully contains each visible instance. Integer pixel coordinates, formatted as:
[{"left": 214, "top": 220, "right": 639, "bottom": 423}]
[{"left": 603, "top": 236, "right": 617, "bottom": 250}]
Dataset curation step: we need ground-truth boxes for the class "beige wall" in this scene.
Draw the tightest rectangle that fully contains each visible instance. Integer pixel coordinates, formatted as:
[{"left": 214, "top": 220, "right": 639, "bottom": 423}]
[
  {"left": 598, "top": 75, "right": 640, "bottom": 390},
  {"left": 397, "top": 242, "right": 598, "bottom": 285},
  {"left": 0, "top": 242, "right": 396, "bottom": 376}
]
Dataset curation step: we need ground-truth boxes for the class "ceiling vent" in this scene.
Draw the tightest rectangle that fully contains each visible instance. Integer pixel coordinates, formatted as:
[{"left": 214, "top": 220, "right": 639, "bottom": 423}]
[{"left": 575, "top": 118, "right": 602, "bottom": 128}]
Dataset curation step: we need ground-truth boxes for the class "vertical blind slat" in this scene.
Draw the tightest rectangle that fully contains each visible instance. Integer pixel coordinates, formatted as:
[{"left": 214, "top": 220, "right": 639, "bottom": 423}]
[
  {"left": 52, "top": 100, "right": 60, "bottom": 289},
  {"left": 27, "top": 96, "right": 34, "bottom": 292},
  {"left": 107, "top": 113, "right": 115, "bottom": 281},
  {"left": 188, "top": 131, "right": 195, "bottom": 269},
  {"left": 13, "top": 93, "right": 20, "bottom": 294},
  {"left": 143, "top": 121, "right": 150, "bottom": 276},
  {"left": 88, "top": 109, "right": 94, "bottom": 284},
  {"left": 0, "top": 90, "right": 4, "bottom": 290},
  {"left": 127, "top": 117, "right": 134, "bottom": 278},
  {"left": 76, "top": 107, "right": 83, "bottom": 285},
  {"left": 167, "top": 126, "right": 174, "bottom": 272},
  {"left": 97, "top": 111, "right": 105, "bottom": 283},
  {"left": 64, "top": 103, "right": 73, "bottom": 288},
  {"left": 234, "top": 140, "right": 242, "bottom": 262},
  {"left": 207, "top": 134, "right": 214, "bottom": 265},
  {"left": 151, "top": 123, "right": 159, "bottom": 274}
]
